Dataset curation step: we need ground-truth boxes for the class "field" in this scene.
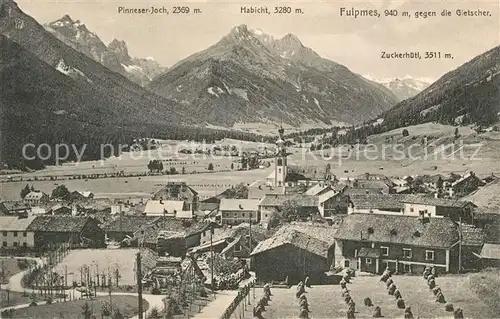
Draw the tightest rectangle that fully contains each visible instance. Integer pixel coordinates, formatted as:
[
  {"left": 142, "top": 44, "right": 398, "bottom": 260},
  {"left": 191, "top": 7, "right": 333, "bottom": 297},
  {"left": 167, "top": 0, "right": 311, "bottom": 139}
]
[
  {"left": 5, "top": 295, "right": 148, "bottom": 318},
  {"left": 53, "top": 249, "right": 156, "bottom": 287},
  {"left": 259, "top": 274, "right": 498, "bottom": 319},
  {"left": 1, "top": 123, "right": 499, "bottom": 203},
  {"left": 0, "top": 290, "right": 31, "bottom": 308}
]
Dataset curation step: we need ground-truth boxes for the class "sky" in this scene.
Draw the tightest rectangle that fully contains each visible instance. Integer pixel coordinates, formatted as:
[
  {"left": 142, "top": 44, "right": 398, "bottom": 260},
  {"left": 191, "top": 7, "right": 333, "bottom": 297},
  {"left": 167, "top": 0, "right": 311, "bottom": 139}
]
[{"left": 16, "top": 0, "right": 500, "bottom": 82}]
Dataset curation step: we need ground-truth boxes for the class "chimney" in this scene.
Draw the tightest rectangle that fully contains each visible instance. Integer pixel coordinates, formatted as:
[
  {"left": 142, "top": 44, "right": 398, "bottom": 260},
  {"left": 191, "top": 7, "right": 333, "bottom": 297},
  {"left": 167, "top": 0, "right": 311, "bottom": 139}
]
[
  {"left": 160, "top": 199, "right": 163, "bottom": 204},
  {"left": 239, "top": 204, "right": 243, "bottom": 209}
]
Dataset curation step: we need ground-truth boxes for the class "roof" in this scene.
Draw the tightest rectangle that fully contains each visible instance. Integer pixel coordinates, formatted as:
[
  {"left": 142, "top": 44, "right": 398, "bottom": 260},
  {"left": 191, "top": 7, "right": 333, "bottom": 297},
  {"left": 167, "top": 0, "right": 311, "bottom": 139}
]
[
  {"left": 219, "top": 199, "right": 260, "bottom": 211},
  {"left": 251, "top": 230, "right": 330, "bottom": 258},
  {"left": 348, "top": 194, "right": 409, "bottom": 210},
  {"left": 274, "top": 221, "right": 340, "bottom": 245},
  {"left": 318, "top": 190, "right": 339, "bottom": 204},
  {"left": 304, "top": 184, "right": 326, "bottom": 196},
  {"left": 461, "top": 224, "right": 486, "bottom": 246},
  {"left": 344, "top": 188, "right": 382, "bottom": 196},
  {"left": 259, "top": 194, "right": 318, "bottom": 207},
  {"left": 1, "top": 201, "right": 29, "bottom": 211},
  {"left": 77, "top": 191, "right": 94, "bottom": 198},
  {"left": 0, "top": 216, "right": 37, "bottom": 231},
  {"left": 402, "top": 195, "right": 475, "bottom": 208},
  {"left": 24, "top": 192, "right": 47, "bottom": 200},
  {"left": 153, "top": 182, "right": 198, "bottom": 200},
  {"left": 358, "top": 247, "right": 381, "bottom": 258},
  {"left": 247, "top": 183, "right": 284, "bottom": 199},
  {"left": 27, "top": 216, "right": 95, "bottom": 233},
  {"left": 144, "top": 200, "right": 184, "bottom": 215},
  {"left": 451, "top": 173, "right": 485, "bottom": 187},
  {"left": 135, "top": 217, "right": 185, "bottom": 244},
  {"left": 354, "top": 180, "right": 392, "bottom": 190},
  {"left": 103, "top": 216, "right": 161, "bottom": 233},
  {"left": 335, "top": 214, "right": 459, "bottom": 248},
  {"left": 480, "top": 243, "right": 500, "bottom": 259},
  {"left": 208, "top": 223, "right": 268, "bottom": 243}
]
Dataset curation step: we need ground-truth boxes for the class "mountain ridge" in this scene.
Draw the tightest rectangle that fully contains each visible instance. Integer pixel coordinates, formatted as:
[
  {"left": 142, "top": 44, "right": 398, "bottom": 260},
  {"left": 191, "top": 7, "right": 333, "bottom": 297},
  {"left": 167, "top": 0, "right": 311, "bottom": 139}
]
[{"left": 148, "top": 24, "right": 399, "bottom": 127}]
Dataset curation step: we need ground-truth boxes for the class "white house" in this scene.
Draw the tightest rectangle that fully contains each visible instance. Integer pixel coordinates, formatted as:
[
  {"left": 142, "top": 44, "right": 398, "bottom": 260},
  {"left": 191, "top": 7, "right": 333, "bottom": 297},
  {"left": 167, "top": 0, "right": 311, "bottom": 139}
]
[{"left": 0, "top": 216, "right": 36, "bottom": 249}]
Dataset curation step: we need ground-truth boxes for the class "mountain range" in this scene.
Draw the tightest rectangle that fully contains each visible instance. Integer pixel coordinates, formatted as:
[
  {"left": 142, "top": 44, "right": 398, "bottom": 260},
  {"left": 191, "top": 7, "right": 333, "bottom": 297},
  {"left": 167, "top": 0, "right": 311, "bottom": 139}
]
[
  {"left": 377, "top": 45, "right": 500, "bottom": 130},
  {"left": 362, "top": 75, "right": 432, "bottom": 101},
  {"left": 44, "top": 14, "right": 165, "bottom": 86},
  {"left": 147, "top": 25, "right": 399, "bottom": 127}
]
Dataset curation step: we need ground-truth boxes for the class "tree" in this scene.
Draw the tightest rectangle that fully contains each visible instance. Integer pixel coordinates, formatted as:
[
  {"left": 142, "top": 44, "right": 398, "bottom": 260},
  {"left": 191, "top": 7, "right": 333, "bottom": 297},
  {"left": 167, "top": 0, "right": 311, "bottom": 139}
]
[
  {"left": 454, "top": 128, "right": 460, "bottom": 138},
  {"left": 51, "top": 185, "right": 70, "bottom": 199},
  {"left": 112, "top": 309, "right": 124, "bottom": 319},
  {"left": 402, "top": 129, "right": 409, "bottom": 137},
  {"left": 181, "top": 167, "right": 186, "bottom": 174},
  {"left": 207, "top": 163, "right": 214, "bottom": 171},
  {"left": 113, "top": 268, "right": 121, "bottom": 287},
  {"left": 169, "top": 167, "right": 177, "bottom": 175},
  {"left": 20, "top": 184, "right": 31, "bottom": 199},
  {"left": 231, "top": 163, "right": 234, "bottom": 170},
  {"left": 233, "top": 183, "right": 248, "bottom": 199},
  {"left": 81, "top": 302, "right": 93, "bottom": 319},
  {"left": 279, "top": 199, "right": 301, "bottom": 222}
]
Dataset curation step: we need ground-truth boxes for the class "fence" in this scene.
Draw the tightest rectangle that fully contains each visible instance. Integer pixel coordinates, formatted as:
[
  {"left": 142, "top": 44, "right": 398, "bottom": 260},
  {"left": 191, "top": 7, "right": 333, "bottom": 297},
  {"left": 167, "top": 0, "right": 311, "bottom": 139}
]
[{"left": 220, "top": 281, "right": 253, "bottom": 319}]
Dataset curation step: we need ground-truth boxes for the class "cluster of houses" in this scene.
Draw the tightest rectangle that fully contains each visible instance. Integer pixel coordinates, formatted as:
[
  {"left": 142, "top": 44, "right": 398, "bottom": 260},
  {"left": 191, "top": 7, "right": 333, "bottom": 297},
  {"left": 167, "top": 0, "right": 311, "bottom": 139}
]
[{"left": 1, "top": 127, "right": 499, "bottom": 286}]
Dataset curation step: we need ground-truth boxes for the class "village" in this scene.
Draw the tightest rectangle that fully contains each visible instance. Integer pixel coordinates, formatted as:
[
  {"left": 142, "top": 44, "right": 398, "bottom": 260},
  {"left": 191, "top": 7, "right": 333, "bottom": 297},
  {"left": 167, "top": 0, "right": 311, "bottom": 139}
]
[{"left": 1, "top": 126, "right": 499, "bottom": 319}]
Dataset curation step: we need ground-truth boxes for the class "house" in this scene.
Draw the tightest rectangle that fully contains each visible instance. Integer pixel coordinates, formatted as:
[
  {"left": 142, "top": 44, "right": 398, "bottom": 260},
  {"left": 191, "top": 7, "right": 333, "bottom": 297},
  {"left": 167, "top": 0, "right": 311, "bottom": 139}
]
[
  {"left": 460, "top": 224, "right": 487, "bottom": 270},
  {"left": 353, "top": 179, "right": 394, "bottom": 194},
  {"left": 247, "top": 183, "right": 284, "bottom": 199},
  {"left": 133, "top": 217, "right": 185, "bottom": 253},
  {"left": 143, "top": 200, "right": 192, "bottom": 218},
  {"left": 23, "top": 191, "right": 49, "bottom": 206},
  {"left": 49, "top": 203, "right": 73, "bottom": 215},
  {"left": 356, "top": 173, "right": 389, "bottom": 181},
  {"left": 250, "top": 230, "right": 333, "bottom": 284},
  {"left": 27, "top": 216, "right": 105, "bottom": 249},
  {"left": 0, "top": 201, "right": 30, "bottom": 216},
  {"left": 477, "top": 243, "right": 500, "bottom": 268},
  {"left": 402, "top": 195, "right": 476, "bottom": 223},
  {"left": 334, "top": 214, "right": 461, "bottom": 274},
  {"left": 347, "top": 194, "right": 407, "bottom": 215},
  {"left": 318, "top": 190, "right": 349, "bottom": 218},
  {"left": 152, "top": 182, "right": 199, "bottom": 211},
  {"left": 219, "top": 199, "right": 260, "bottom": 225},
  {"left": 102, "top": 215, "right": 161, "bottom": 242},
  {"left": 66, "top": 190, "right": 94, "bottom": 201},
  {"left": 0, "top": 216, "right": 37, "bottom": 249},
  {"left": 194, "top": 223, "right": 268, "bottom": 259},
  {"left": 258, "top": 194, "right": 318, "bottom": 224},
  {"left": 445, "top": 172, "right": 485, "bottom": 198}
]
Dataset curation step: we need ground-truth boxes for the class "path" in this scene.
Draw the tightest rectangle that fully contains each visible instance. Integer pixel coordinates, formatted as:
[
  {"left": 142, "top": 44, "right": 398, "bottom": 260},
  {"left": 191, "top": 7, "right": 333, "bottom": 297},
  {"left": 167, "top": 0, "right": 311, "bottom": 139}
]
[
  {"left": 191, "top": 290, "right": 238, "bottom": 319},
  {"left": 1, "top": 257, "right": 163, "bottom": 318}
]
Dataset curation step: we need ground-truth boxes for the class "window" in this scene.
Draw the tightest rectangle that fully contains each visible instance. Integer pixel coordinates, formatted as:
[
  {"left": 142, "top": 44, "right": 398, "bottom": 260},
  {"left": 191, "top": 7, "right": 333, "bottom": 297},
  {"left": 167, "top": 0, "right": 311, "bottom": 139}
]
[
  {"left": 403, "top": 264, "right": 412, "bottom": 273},
  {"left": 242, "top": 213, "right": 246, "bottom": 218},
  {"left": 366, "top": 258, "right": 372, "bottom": 265},
  {"left": 13, "top": 231, "right": 18, "bottom": 237},
  {"left": 426, "top": 250, "right": 435, "bottom": 261},
  {"left": 234, "top": 243, "right": 241, "bottom": 252},
  {"left": 410, "top": 208, "right": 414, "bottom": 212},
  {"left": 23, "top": 232, "right": 27, "bottom": 237},
  {"left": 2, "top": 242, "right": 7, "bottom": 247},
  {"left": 13, "top": 242, "right": 18, "bottom": 247},
  {"left": 344, "top": 260, "right": 350, "bottom": 268},
  {"left": 381, "top": 246, "right": 389, "bottom": 256},
  {"left": 403, "top": 248, "right": 412, "bottom": 259},
  {"left": 2, "top": 231, "right": 6, "bottom": 236},
  {"left": 22, "top": 242, "right": 27, "bottom": 247}
]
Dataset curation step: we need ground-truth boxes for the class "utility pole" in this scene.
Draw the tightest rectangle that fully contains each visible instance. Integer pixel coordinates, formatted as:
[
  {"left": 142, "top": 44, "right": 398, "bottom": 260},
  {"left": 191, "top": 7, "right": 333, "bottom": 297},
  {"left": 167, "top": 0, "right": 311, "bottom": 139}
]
[
  {"left": 210, "top": 223, "right": 215, "bottom": 297},
  {"left": 458, "top": 216, "right": 462, "bottom": 274},
  {"left": 136, "top": 252, "right": 143, "bottom": 319}
]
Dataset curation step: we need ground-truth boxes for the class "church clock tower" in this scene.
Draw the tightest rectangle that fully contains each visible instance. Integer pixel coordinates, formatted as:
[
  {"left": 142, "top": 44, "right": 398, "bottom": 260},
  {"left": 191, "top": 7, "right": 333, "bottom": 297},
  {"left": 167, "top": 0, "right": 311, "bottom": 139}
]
[{"left": 274, "top": 125, "right": 288, "bottom": 187}]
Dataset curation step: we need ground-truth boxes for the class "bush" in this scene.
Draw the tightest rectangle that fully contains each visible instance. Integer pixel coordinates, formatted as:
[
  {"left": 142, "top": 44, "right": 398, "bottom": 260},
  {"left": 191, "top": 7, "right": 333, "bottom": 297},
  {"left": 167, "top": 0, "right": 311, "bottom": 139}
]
[
  {"left": 29, "top": 301, "right": 37, "bottom": 307},
  {"left": 445, "top": 303, "right": 454, "bottom": 312}
]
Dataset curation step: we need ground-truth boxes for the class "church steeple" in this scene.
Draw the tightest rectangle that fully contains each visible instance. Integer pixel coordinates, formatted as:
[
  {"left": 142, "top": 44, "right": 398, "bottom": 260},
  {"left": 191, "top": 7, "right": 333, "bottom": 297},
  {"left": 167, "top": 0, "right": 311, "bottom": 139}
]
[{"left": 274, "top": 125, "right": 287, "bottom": 187}]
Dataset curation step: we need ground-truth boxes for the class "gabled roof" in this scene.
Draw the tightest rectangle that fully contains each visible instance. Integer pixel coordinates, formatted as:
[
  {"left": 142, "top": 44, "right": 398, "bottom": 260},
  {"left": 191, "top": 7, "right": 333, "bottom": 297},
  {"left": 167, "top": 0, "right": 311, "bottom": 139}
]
[
  {"left": 144, "top": 200, "right": 184, "bottom": 215},
  {"left": 219, "top": 199, "right": 260, "bottom": 211},
  {"left": 27, "top": 216, "right": 96, "bottom": 233},
  {"left": 318, "top": 189, "right": 342, "bottom": 204},
  {"left": 480, "top": 243, "right": 500, "bottom": 259},
  {"left": 335, "top": 214, "right": 459, "bottom": 248},
  {"left": 251, "top": 230, "right": 330, "bottom": 258},
  {"left": 274, "top": 222, "right": 339, "bottom": 245},
  {"left": 348, "top": 194, "right": 409, "bottom": 210},
  {"left": 461, "top": 224, "right": 486, "bottom": 246},
  {"left": 103, "top": 216, "right": 161, "bottom": 233},
  {"left": 402, "top": 195, "right": 475, "bottom": 208},
  {"left": 451, "top": 173, "right": 485, "bottom": 187},
  {"left": 24, "top": 191, "right": 47, "bottom": 200},
  {"left": 1, "top": 201, "right": 29, "bottom": 211},
  {"left": 259, "top": 194, "right": 318, "bottom": 207},
  {"left": 0, "top": 216, "right": 37, "bottom": 231}
]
